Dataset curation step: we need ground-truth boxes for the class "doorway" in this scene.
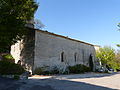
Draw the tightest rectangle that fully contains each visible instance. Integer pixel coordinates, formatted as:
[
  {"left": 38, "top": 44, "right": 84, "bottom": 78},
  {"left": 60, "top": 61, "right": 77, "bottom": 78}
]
[{"left": 89, "top": 54, "right": 94, "bottom": 71}]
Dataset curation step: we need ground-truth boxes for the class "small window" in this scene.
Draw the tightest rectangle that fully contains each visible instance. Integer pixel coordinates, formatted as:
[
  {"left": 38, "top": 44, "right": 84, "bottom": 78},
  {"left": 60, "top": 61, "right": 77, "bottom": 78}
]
[
  {"left": 74, "top": 53, "right": 77, "bottom": 62},
  {"left": 61, "top": 52, "right": 64, "bottom": 62}
]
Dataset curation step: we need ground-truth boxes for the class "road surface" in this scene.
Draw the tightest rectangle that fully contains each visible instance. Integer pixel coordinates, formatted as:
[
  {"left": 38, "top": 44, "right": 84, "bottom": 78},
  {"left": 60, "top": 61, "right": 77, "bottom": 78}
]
[{"left": 0, "top": 72, "right": 120, "bottom": 90}]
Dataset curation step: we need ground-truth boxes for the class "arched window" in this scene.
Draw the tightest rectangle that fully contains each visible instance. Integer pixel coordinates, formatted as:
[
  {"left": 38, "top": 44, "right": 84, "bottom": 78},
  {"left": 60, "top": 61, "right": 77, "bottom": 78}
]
[
  {"left": 61, "top": 52, "right": 64, "bottom": 62},
  {"left": 74, "top": 53, "right": 77, "bottom": 62}
]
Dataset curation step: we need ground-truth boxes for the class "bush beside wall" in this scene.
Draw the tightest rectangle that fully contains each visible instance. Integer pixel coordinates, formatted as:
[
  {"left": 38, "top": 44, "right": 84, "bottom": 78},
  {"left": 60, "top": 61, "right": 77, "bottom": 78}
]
[
  {"left": 0, "top": 60, "right": 25, "bottom": 75},
  {"left": 34, "top": 64, "right": 90, "bottom": 75},
  {"left": 34, "top": 66, "right": 60, "bottom": 75},
  {"left": 68, "top": 64, "right": 91, "bottom": 74},
  {"left": 1, "top": 54, "right": 15, "bottom": 63}
]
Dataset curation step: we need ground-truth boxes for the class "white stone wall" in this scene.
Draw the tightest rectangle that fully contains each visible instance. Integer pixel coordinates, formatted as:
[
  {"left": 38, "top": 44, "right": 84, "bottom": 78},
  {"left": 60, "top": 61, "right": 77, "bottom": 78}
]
[
  {"left": 94, "top": 45, "right": 100, "bottom": 51},
  {"left": 11, "top": 40, "right": 23, "bottom": 63},
  {"left": 34, "top": 30, "right": 96, "bottom": 71}
]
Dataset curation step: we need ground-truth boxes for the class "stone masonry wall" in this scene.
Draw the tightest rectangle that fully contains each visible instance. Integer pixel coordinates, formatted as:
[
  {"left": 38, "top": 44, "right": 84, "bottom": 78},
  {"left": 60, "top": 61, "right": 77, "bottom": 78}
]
[
  {"left": 11, "top": 28, "right": 35, "bottom": 73},
  {"left": 11, "top": 28, "right": 96, "bottom": 73},
  {"left": 34, "top": 30, "right": 96, "bottom": 71}
]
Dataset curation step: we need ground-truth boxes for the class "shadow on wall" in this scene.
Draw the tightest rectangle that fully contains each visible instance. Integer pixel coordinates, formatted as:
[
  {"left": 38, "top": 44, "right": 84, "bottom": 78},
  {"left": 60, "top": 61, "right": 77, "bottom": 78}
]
[{"left": 20, "top": 28, "right": 35, "bottom": 73}]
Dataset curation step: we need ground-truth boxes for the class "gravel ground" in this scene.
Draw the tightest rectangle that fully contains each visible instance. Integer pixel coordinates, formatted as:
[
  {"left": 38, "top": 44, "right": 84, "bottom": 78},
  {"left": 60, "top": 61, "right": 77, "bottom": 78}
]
[{"left": 1, "top": 72, "right": 120, "bottom": 90}]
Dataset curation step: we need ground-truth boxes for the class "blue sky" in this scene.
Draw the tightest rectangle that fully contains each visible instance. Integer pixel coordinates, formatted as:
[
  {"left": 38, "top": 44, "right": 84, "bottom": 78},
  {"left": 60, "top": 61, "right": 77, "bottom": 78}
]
[{"left": 35, "top": 0, "right": 120, "bottom": 49}]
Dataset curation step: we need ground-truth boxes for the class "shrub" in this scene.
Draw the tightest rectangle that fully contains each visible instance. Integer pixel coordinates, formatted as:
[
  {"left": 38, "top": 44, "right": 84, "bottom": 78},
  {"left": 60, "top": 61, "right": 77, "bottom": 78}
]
[
  {"left": 34, "top": 65, "right": 67, "bottom": 75},
  {"left": 0, "top": 60, "right": 25, "bottom": 75},
  {"left": 14, "top": 75, "right": 20, "bottom": 80},
  {"left": 1, "top": 54, "right": 15, "bottom": 63},
  {"left": 49, "top": 66, "right": 59, "bottom": 74},
  {"left": 34, "top": 67, "right": 45, "bottom": 75},
  {"left": 68, "top": 64, "right": 90, "bottom": 74},
  {"left": 34, "top": 64, "right": 90, "bottom": 75},
  {"left": 34, "top": 66, "right": 60, "bottom": 75}
]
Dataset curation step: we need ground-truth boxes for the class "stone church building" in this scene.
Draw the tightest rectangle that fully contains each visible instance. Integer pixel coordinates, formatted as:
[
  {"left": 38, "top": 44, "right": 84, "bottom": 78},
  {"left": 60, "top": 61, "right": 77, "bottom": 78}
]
[{"left": 11, "top": 28, "right": 97, "bottom": 73}]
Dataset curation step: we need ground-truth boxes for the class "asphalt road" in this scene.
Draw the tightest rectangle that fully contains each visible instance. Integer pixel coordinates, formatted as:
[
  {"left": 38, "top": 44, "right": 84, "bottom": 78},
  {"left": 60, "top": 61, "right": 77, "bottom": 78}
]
[
  {"left": 0, "top": 72, "right": 120, "bottom": 90},
  {"left": 0, "top": 77, "right": 21, "bottom": 90}
]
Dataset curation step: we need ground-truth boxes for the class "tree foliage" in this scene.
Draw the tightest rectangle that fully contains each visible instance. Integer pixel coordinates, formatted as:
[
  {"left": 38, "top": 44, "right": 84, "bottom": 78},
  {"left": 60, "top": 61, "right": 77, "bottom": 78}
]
[
  {"left": 114, "top": 51, "right": 120, "bottom": 69},
  {"left": 0, "top": 0, "right": 38, "bottom": 53},
  {"left": 96, "top": 46, "right": 115, "bottom": 66},
  {"left": 118, "top": 23, "right": 120, "bottom": 27},
  {"left": 96, "top": 46, "right": 120, "bottom": 71},
  {"left": 116, "top": 44, "right": 120, "bottom": 47}
]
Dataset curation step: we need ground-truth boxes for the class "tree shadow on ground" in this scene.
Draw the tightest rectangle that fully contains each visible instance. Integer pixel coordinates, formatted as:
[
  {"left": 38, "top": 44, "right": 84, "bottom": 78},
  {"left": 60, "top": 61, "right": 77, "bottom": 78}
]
[
  {"left": 28, "top": 78, "right": 116, "bottom": 90},
  {"left": 0, "top": 76, "right": 26, "bottom": 90},
  {"left": 0, "top": 77, "right": 19, "bottom": 90},
  {"left": 0, "top": 76, "right": 117, "bottom": 90}
]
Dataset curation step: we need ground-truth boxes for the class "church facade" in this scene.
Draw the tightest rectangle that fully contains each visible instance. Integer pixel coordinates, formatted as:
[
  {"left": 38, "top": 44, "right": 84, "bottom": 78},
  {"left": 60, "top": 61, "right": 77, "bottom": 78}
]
[{"left": 11, "top": 28, "right": 97, "bottom": 73}]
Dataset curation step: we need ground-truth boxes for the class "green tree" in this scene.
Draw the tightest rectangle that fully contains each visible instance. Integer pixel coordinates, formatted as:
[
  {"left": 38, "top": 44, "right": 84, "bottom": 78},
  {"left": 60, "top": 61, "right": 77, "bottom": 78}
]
[
  {"left": 118, "top": 23, "right": 120, "bottom": 28},
  {"left": 116, "top": 44, "right": 120, "bottom": 47},
  {"left": 114, "top": 51, "right": 120, "bottom": 68},
  {"left": 96, "top": 46, "right": 115, "bottom": 67},
  {"left": 0, "top": 0, "right": 38, "bottom": 53}
]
